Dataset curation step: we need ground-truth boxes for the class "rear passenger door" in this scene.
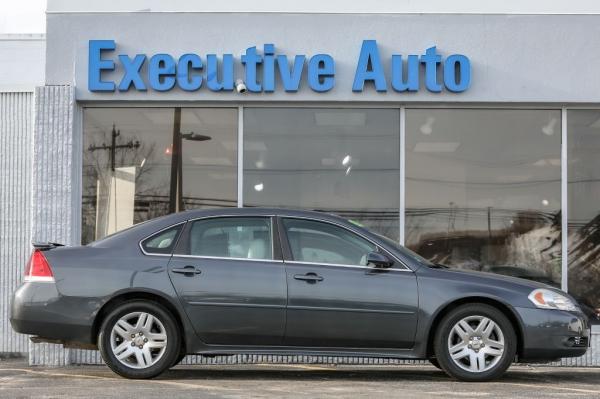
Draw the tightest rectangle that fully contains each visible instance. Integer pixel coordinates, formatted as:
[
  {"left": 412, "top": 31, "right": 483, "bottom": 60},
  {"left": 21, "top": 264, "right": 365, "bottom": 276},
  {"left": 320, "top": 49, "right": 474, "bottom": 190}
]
[{"left": 167, "top": 216, "right": 286, "bottom": 346}]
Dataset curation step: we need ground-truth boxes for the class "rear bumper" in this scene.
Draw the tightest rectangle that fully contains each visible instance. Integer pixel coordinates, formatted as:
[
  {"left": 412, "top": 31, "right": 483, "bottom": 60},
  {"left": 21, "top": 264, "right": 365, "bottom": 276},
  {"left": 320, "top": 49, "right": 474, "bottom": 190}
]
[
  {"left": 10, "top": 282, "right": 95, "bottom": 345},
  {"left": 515, "top": 306, "right": 590, "bottom": 362}
]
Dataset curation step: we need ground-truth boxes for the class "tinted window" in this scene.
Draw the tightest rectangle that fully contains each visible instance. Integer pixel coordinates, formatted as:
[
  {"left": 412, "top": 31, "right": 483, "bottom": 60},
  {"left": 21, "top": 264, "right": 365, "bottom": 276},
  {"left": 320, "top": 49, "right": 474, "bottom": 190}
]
[
  {"left": 406, "top": 109, "right": 561, "bottom": 283},
  {"left": 141, "top": 225, "right": 182, "bottom": 254},
  {"left": 184, "top": 217, "right": 273, "bottom": 260},
  {"left": 283, "top": 218, "right": 376, "bottom": 266},
  {"left": 567, "top": 110, "right": 600, "bottom": 324},
  {"left": 244, "top": 108, "right": 400, "bottom": 241}
]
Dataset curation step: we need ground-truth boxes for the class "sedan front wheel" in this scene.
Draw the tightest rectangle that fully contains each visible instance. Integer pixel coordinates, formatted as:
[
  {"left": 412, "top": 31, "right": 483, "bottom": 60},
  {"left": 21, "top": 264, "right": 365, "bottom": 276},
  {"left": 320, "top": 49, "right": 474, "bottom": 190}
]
[{"left": 433, "top": 303, "right": 517, "bottom": 381}]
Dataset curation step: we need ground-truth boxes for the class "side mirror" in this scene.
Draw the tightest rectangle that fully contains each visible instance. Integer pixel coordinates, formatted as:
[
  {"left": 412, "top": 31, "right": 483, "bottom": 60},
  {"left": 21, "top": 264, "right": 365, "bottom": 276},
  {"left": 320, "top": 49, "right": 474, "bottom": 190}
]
[{"left": 366, "top": 252, "right": 393, "bottom": 268}]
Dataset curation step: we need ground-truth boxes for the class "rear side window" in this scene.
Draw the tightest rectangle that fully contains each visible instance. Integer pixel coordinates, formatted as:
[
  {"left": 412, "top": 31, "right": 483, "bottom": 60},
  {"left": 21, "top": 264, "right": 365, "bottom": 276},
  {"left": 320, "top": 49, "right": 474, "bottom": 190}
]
[
  {"left": 178, "top": 217, "right": 273, "bottom": 260},
  {"left": 141, "top": 224, "right": 183, "bottom": 255}
]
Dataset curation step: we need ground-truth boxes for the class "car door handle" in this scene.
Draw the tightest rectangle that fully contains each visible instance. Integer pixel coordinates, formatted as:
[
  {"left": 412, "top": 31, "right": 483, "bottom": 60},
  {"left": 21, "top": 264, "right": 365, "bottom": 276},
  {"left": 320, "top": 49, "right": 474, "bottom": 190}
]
[
  {"left": 293, "top": 273, "right": 324, "bottom": 283},
  {"left": 171, "top": 265, "right": 202, "bottom": 276}
]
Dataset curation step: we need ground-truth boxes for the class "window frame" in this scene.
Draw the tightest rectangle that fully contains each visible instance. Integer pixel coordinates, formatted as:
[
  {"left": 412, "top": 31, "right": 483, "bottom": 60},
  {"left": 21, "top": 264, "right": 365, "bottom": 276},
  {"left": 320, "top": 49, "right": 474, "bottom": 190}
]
[
  {"left": 277, "top": 216, "right": 411, "bottom": 272},
  {"left": 171, "top": 215, "right": 283, "bottom": 263}
]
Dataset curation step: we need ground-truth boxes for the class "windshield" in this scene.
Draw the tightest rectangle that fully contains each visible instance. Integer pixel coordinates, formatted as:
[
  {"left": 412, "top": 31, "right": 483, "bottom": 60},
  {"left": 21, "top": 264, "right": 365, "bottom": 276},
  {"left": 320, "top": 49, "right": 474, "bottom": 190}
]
[{"left": 374, "top": 233, "right": 436, "bottom": 267}]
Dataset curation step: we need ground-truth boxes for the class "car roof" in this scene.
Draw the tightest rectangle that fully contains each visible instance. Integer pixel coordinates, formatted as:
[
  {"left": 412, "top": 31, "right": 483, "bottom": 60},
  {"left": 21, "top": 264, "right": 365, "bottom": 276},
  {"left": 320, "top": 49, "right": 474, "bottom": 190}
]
[
  {"left": 89, "top": 208, "right": 357, "bottom": 248},
  {"left": 179, "top": 207, "right": 350, "bottom": 223}
]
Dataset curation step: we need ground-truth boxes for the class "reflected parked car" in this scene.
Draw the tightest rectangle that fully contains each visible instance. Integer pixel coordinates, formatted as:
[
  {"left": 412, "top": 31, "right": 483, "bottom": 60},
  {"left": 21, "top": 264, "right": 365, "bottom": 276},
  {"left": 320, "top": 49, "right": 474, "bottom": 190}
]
[{"left": 10, "top": 209, "right": 589, "bottom": 381}]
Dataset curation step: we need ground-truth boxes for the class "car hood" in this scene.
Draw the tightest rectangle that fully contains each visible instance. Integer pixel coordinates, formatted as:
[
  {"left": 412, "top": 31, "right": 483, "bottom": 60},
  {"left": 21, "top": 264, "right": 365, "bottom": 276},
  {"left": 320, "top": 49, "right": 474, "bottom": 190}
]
[{"left": 433, "top": 267, "right": 554, "bottom": 291}]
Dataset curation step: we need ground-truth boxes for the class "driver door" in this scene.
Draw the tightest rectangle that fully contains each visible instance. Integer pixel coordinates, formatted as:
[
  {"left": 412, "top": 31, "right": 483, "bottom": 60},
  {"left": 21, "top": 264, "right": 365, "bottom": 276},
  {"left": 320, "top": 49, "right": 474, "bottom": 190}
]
[{"left": 280, "top": 217, "right": 418, "bottom": 349}]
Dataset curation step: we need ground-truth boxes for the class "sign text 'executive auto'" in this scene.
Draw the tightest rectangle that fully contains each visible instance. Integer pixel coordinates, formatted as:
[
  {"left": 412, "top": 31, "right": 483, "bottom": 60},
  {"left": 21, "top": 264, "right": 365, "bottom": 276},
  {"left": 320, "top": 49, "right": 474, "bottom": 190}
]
[{"left": 88, "top": 40, "right": 471, "bottom": 94}]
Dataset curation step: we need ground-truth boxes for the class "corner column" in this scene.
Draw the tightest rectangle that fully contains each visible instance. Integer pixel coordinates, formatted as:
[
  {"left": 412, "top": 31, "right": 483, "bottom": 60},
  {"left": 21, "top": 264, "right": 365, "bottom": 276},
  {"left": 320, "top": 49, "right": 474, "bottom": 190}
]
[{"left": 29, "top": 85, "right": 80, "bottom": 366}]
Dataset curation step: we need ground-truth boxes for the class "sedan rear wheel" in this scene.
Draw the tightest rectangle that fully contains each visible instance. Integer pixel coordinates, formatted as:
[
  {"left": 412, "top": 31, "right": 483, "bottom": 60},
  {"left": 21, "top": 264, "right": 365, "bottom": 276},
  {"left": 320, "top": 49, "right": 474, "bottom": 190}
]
[
  {"left": 98, "top": 301, "right": 180, "bottom": 379},
  {"left": 110, "top": 311, "right": 168, "bottom": 369},
  {"left": 434, "top": 303, "right": 516, "bottom": 381}
]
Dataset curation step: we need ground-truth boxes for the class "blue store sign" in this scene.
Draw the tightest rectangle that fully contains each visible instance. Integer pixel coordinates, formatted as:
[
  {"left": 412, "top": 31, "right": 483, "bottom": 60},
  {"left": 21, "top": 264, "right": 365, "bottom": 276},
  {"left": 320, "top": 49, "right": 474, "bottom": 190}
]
[{"left": 88, "top": 40, "right": 471, "bottom": 93}]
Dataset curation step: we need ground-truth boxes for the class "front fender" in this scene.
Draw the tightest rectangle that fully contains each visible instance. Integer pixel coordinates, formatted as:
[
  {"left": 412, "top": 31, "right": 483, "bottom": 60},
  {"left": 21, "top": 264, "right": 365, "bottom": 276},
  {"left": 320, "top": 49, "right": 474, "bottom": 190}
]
[{"left": 412, "top": 267, "right": 537, "bottom": 358}]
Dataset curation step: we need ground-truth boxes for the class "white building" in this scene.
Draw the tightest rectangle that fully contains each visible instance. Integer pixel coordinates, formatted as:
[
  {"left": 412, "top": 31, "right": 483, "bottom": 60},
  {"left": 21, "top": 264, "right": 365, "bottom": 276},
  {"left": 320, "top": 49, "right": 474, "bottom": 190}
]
[
  {"left": 1, "top": 1, "right": 599, "bottom": 366},
  {"left": 0, "top": 33, "right": 45, "bottom": 358}
]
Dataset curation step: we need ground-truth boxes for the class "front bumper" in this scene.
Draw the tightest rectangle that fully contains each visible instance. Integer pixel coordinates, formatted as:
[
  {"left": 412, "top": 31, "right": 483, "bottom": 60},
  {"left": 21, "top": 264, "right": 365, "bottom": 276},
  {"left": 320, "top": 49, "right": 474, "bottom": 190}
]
[
  {"left": 515, "top": 306, "right": 590, "bottom": 362},
  {"left": 10, "top": 282, "right": 96, "bottom": 345}
]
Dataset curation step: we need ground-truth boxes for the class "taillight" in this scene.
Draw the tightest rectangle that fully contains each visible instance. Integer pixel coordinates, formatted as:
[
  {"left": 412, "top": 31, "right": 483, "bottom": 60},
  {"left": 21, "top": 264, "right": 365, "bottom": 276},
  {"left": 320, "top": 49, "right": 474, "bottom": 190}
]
[{"left": 24, "top": 250, "right": 55, "bottom": 282}]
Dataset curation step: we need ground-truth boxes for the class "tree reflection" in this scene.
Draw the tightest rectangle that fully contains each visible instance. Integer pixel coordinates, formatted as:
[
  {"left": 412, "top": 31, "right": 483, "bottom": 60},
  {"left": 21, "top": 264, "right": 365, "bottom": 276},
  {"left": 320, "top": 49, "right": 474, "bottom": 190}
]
[
  {"left": 407, "top": 208, "right": 561, "bottom": 280},
  {"left": 82, "top": 126, "right": 161, "bottom": 244},
  {"left": 569, "top": 213, "right": 600, "bottom": 323}
]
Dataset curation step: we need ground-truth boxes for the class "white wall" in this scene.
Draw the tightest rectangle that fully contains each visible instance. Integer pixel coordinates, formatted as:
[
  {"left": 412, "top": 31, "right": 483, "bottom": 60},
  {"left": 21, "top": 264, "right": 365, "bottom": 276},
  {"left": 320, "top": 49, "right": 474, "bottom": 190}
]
[
  {"left": 0, "top": 34, "right": 45, "bottom": 91},
  {"left": 45, "top": 13, "right": 600, "bottom": 103},
  {"left": 0, "top": 35, "right": 45, "bottom": 354}
]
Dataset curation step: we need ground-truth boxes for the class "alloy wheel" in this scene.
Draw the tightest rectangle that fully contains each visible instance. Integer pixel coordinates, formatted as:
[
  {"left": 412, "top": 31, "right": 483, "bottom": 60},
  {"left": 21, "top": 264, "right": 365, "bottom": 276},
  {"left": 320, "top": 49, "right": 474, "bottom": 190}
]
[
  {"left": 447, "top": 315, "right": 505, "bottom": 373},
  {"left": 109, "top": 311, "right": 168, "bottom": 369}
]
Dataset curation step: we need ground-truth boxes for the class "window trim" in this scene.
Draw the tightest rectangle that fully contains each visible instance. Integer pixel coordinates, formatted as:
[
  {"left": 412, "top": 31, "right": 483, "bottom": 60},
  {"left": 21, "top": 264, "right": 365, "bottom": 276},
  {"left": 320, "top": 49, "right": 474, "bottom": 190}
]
[
  {"left": 278, "top": 216, "right": 412, "bottom": 272},
  {"left": 173, "top": 215, "right": 279, "bottom": 262},
  {"left": 171, "top": 254, "right": 284, "bottom": 264},
  {"left": 138, "top": 214, "right": 412, "bottom": 271},
  {"left": 285, "top": 260, "right": 411, "bottom": 273}
]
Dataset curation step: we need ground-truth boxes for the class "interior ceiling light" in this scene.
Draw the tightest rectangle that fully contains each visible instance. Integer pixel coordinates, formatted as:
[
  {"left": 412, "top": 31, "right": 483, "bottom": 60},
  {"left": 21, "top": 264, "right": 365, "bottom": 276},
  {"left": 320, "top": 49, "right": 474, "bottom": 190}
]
[
  {"left": 542, "top": 118, "right": 558, "bottom": 136},
  {"left": 342, "top": 154, "right": 351, "bottom": 166},
  {"left": 254, "top": 183, "right": 264, "bottom": 192},
  {"left": 419, "top": 116, "right": 435, "bottom": 135}
]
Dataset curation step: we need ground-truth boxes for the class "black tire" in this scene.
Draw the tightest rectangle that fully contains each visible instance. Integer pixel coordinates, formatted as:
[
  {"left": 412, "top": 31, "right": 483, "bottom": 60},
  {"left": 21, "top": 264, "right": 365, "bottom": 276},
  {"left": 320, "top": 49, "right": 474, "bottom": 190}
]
[
  {"left": 433, "top": 303, "right": 517, "bottom": 382},
  {"left": 429, "top": 358, "right": 442, "bottom": 369},
  {"left": 171, "top": 350, "right": 187, "bottom": 367},
  {"left": 98, "top": 300, "right": 180, "bottom": 379}
]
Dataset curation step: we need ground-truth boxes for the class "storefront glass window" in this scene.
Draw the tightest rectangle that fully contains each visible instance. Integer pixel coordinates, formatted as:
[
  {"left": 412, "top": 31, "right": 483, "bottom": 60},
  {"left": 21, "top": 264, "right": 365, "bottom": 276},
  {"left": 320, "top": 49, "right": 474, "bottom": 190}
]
[
  {"left": 82, "top": 107, "right": 237, "bottom": 244},
  {"left": 243, "top": 108, "right": 400, "bottom": 240},
  {"left": 405, "top": 109, "right": 562, "bottom": 285},
  {"left": 567, "top": 110, "right": 600, "bottom": 324}
]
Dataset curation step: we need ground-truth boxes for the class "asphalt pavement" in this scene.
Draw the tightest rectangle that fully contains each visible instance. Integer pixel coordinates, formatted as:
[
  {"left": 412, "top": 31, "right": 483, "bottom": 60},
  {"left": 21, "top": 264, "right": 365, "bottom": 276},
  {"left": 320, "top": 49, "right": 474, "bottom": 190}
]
[{"left": 0, "top": 359, "right": 599, "bottom": 398}]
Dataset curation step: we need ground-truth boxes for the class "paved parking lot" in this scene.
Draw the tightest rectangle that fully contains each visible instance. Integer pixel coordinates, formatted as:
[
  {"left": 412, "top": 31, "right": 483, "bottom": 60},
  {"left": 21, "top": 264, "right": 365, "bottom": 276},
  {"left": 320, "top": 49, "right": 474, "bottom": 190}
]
[{"left": 0, "top": 359, "right": 599, "bottom": 398}]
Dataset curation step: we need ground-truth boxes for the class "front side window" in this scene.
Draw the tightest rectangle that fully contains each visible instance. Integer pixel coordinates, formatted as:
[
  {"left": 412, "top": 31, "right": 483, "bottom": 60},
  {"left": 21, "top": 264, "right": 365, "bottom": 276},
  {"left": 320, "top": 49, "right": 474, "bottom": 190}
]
[
  {"left": 182, "top": 217, "right": 273, "bottom": 260},
  {"left": 141, "top": 225, "right": 183, "bottom": 254},
  {"left": 283, "top": 218, "right": 376, "bottom": 266}
]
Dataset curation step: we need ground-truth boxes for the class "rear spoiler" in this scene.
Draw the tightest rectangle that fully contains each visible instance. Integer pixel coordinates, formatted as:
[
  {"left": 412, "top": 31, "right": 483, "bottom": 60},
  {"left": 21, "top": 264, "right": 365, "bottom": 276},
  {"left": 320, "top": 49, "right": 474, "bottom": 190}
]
[{"left": 32, "top": 242, "right": 65, "bottom": 251}]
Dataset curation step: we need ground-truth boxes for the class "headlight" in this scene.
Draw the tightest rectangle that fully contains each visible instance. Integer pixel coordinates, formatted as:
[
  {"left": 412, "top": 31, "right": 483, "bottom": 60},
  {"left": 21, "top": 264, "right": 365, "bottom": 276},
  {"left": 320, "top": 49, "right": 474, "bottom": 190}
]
[{"left": 528, "top": 288, "right": 579, "bottom": 312}]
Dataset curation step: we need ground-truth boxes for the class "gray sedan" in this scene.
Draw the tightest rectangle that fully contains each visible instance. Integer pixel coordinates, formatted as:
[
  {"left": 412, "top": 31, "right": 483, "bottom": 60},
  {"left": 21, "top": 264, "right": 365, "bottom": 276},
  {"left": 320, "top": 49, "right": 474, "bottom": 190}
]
[{"left": 10, "top": 208, "right": 589, "bottom": 381}]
